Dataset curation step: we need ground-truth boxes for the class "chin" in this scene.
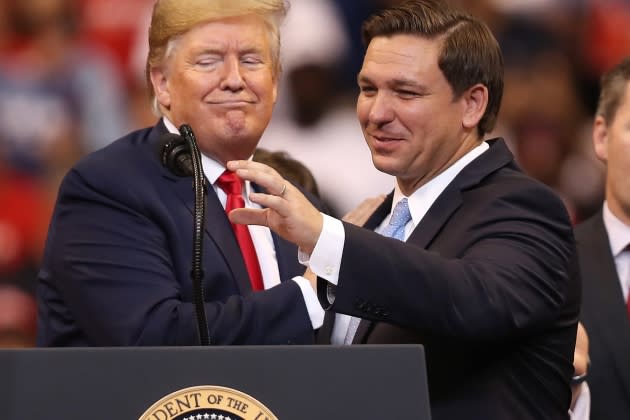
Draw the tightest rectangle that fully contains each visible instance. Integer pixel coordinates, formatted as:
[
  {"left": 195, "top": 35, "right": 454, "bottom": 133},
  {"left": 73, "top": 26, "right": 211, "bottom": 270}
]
[{"left": 372, "top": 159, "right": 401, "bottom": 177}]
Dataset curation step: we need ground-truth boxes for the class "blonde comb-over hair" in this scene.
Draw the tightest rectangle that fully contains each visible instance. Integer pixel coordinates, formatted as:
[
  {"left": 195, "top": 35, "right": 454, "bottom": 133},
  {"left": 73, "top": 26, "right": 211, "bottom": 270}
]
[{"left": 146, "top": 0, "right": 288, "bottom": 115}]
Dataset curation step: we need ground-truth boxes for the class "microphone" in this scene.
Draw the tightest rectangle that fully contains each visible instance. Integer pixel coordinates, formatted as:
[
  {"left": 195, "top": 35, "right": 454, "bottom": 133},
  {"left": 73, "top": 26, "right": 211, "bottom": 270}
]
[
  {"left": 157, "top": 127, "right": 210, "bottom": 346},
  {"left": 159, "top": 133, "right": 193, "bottom": 177}
]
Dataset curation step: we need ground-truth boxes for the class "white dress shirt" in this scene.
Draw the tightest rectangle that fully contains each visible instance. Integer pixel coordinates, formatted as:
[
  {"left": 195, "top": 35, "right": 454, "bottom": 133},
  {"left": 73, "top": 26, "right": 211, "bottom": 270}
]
[
  {"left": 602, "top": 202, "right": 630, "bottom": 302},
  {"left": 301, "top": 141, "right": 490, "bottom": 344},
  {"left": 163, "top": 118, "right": 324, "bottom": 329},
  {"left": 570, "top": 382, "right": 591, "bottom": 420}
]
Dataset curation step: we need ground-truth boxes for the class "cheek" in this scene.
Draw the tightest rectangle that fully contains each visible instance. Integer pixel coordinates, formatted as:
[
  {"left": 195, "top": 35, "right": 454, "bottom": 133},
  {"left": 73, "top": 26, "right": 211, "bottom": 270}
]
[
  {"left": 356, "top": 100, "right": 370, "bottom": 124},
  {"left": 250, "top": 73, "right": 275, "bottom": 95}
]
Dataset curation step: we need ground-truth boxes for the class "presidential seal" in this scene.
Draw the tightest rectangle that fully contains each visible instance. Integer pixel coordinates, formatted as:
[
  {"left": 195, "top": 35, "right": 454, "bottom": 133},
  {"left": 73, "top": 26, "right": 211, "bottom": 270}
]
[{"left": 139, "top": 385, "right": 279, "bottom": 420}]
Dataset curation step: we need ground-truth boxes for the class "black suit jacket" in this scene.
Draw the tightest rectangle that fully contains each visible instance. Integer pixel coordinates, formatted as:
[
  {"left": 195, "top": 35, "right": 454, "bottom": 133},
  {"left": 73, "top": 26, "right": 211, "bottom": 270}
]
[
  {"left": 37, "top": 122, "right": 317, "bottom": 346},
  {"left": 575, "top": 211, "right": 630, "bottom": 420},
  {"left": 318, "top": 139, "right": 580, "bottom": 420}
]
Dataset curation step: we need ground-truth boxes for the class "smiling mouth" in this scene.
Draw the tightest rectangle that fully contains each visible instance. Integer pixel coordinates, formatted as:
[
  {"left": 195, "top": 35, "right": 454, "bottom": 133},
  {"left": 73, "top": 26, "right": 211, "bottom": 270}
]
[
  {"left": 208, "top": 100, "right": 253, "bottom": 107},
  {"left": 371, "top": 133, "right": 404, "bottom": 142}
]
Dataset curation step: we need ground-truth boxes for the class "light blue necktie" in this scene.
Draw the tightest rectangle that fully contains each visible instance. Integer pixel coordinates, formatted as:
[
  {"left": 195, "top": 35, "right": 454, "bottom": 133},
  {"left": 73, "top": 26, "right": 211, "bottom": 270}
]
[
  {"left": 379, "top": 198, "right": 411, "bottom": 241},
  {"left": 343, "top": 198, "right": 412, "bottom": 344}
]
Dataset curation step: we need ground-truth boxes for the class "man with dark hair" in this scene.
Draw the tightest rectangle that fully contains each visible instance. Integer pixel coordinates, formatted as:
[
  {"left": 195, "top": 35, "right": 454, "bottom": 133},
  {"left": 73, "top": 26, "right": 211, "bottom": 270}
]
[
  {"left": 228, "top": 1, "right": 579, "bottom": 418},
  {"left": 575, "top": 56, "right": 630, "bottom": 420}
]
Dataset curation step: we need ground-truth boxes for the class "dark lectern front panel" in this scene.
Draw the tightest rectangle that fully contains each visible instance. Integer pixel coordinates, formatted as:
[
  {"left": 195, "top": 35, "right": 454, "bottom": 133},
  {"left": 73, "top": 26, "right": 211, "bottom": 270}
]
[{"left": 0, "top": 345, "right": 430, "bottom": 419}]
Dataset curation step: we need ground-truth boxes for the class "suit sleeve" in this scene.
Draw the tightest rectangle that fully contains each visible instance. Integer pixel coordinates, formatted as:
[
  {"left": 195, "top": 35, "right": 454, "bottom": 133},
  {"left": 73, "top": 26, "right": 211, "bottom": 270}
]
[
  {"left": 40, "top": 165, "right": 314, "bottom": 346},
  {"left": 329, "top": 183, "right": 577, "bottom": 342}
]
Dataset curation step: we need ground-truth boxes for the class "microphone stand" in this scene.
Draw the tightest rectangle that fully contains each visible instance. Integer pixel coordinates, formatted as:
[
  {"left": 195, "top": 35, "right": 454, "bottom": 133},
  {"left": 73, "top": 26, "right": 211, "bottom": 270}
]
[{"left": 179, "top": 124, "right": 210, "bottom": 346}]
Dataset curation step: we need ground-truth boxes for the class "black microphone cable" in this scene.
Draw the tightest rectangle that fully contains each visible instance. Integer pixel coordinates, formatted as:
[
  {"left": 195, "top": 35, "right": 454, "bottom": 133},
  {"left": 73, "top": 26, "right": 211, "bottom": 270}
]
[
  {"left": 178, "top": 124, "right": 210, "bottom": 346},
  {"left": 159, "top": 127, "right": 210, "bottom": 346}
]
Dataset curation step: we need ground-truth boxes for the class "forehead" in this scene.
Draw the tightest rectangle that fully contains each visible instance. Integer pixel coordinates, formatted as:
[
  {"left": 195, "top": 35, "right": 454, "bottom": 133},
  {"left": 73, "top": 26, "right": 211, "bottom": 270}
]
[
  {"left": 176, "top": 15, "right": 271, "bottom": 54},
  {"left": 610, "top": 82, "right": 630, "bottom": 123},
  {"left": 360, "top": 34, "right": 443, "bottom": 78}
]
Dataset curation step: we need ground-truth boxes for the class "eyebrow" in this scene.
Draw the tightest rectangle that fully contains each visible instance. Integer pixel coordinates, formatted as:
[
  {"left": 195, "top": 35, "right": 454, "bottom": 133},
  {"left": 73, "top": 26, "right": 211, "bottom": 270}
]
[
  {"left": 191, "top": 44, "right": 265, "bottom": 56},
  {"left": 358, "top": 74, "right": 428, "bottom": 91}
]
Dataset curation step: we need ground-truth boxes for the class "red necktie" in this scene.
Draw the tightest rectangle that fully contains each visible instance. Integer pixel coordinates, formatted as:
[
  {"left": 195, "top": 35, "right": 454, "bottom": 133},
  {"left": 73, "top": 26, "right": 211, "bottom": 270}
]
[
  {"left": 216, "top": 170, "right": 264, "bottom": 291},
  {"left": 626, "top": 245, "right": 630, "bottom": 320},
  {"left": 624, "top": 244, "right": 630, "bottom": 319}
]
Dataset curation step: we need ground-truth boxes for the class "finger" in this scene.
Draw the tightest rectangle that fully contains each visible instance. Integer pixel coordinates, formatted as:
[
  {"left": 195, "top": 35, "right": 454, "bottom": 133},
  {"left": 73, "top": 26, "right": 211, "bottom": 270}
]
[
  {"left": 247, "top": 192, "right": 291, "bottom": 216},
  {"left": 227, "top": 160, "right": 288, "bottom": 197},
  {"left": 228, "top": 208, "right": 268, "bottom": 226},
  {"left": 228, "top": 159, "right": 276, "bottom": 174}
]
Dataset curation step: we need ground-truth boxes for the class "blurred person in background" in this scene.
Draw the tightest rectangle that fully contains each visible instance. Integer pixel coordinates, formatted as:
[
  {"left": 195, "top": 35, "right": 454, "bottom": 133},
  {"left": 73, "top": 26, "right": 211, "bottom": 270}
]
[
  {"left": 574, "top": 56, "right": 630, "bottom": 420},
  {"left": 78, "top": 0, "right": 155, "bottom": 89},
  {"left": 0, "top": 0, "right": 129, "bottom": 302},
  {"left": 0, "top": 158, "right": 47, "bottom": 293},
  {"left": 0, "top": 284, "right": 37, "bottom": 347},
  {"left": 0, "top": 0, "right": 9, "bottom": 52},
  {"left": 580, "top": 0, "right": 630, "bottom": 112},
  {"left": 0, "top": 0, "right": 129, "bottom": 178},
  {"left": 496, "top": 17, "right": 603, "bottom": 224},
  {"left": 260, "top": 0, "right": 392, "bottom": 217},
  {"left": 253, "top": 148, "right": 320, "bottom": 199}
]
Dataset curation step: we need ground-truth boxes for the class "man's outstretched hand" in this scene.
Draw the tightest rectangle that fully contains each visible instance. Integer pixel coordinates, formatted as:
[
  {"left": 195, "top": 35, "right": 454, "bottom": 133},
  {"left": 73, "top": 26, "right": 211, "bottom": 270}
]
[{"left": 227, "top": 160, "right": 324, "bottom": 254}]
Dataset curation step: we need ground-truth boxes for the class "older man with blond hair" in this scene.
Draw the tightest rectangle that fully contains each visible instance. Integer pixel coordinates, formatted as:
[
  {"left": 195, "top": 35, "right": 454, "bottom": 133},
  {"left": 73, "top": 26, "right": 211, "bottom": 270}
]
[{"left": 36, "top": 0, "right": 326, "bottom": 347}]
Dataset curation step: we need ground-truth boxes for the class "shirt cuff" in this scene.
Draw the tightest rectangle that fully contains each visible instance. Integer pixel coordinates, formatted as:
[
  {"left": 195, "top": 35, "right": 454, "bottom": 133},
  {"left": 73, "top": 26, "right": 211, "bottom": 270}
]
[
  {"left": 292, "top": 276, "right": 324, "bottom": 329},
  {"left": 301, "top": 213, "right": 345, "bottom": 286}
]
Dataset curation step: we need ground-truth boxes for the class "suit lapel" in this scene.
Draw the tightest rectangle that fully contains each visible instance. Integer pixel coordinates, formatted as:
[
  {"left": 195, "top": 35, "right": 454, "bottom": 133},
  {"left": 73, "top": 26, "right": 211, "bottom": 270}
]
[
  {"left": 151, "top": 123, "right": 252, "bottom": 295},
  {"left": 580, "top": 213, "right": 630, "bottom": 399},
  {"left": 407, "top": 187, "right": 463, "bottom": 248},
  {"left": 353, "top": 139, "right": 516, "bottom": 344},
  {"left": 409, "top": 139, "right": 514, "bottom": 244}
]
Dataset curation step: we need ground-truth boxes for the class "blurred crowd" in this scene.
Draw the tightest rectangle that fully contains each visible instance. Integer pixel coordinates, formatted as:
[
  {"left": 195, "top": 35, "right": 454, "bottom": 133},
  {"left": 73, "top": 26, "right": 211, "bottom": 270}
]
[{"left": 1, "top": 0, "right": 630, "bottom": 347}]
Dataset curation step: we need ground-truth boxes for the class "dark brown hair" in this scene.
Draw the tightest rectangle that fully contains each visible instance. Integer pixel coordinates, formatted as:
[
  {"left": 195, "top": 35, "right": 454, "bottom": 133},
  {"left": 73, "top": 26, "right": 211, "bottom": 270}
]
[
  {"left": 361, "top": 0, "right": 503, "bottom": 136},
  {"left": 596, "top": 56, "right": 630, "bottom": 123},
  {"left": 253, "top": 148, "right": 320, "bottom": 197}
]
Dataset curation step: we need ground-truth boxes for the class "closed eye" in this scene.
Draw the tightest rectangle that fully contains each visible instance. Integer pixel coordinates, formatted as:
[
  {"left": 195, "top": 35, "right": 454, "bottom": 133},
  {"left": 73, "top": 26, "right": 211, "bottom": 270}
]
[
  {"left": 195, "top": 55, "right": 221, "bottom": 67},
  {"left": 359, "top": 85, "right": 377, "bottom": 96},
  {"left": 396, "top": 89, "right": 420, "bottom": 99},
  {"left": 242, "top": 57, "right": 263, "bottom": 65}
]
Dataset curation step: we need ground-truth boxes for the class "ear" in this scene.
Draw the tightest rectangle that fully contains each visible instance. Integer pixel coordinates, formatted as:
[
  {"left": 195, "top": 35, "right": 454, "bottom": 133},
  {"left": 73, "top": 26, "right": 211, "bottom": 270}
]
[
  {"left": 592, "top": 115, "right": 609, "bottom": 163},
  {"left": 461, "top": 84, "right": 488, "bottom": 131},
  {"left": 150, "top": 67, "right": 171, "bottom": 110},
  {"left": 271, "top": 77, "right": 278, "bottom": 105}
]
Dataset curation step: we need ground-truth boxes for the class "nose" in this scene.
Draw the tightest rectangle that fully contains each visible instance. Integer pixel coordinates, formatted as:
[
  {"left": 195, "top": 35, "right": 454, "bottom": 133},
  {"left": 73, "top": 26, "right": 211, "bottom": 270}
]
[
  {"left": 219, "top": 56, "right": 245, "bottom": 92},
  {"left": 367, "top": 92, "right": 394, "bottom": 126}
]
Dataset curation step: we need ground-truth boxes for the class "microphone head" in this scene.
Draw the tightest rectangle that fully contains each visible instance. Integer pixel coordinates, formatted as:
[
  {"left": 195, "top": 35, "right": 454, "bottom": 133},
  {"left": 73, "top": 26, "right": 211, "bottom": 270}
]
[{"left": 159, "top": 133, "right": 193, "bottom": 177}]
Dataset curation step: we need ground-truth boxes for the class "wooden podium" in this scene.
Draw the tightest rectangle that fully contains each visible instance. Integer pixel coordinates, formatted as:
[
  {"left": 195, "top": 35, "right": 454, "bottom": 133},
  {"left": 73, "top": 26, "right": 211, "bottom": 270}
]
[{"left": 0, "top": 344, "right": 431, "bottom": 419}]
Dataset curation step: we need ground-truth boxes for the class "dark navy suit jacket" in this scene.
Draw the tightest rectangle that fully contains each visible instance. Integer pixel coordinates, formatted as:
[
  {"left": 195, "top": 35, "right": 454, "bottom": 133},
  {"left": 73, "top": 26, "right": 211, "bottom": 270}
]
[
  {"left": 575, "top": 211, "right": 630, "bottom": 420},
  {"left": 318, "top": 139, "right": 580, "bottom": 420},
  {"left": 37, "top": 122, "right": 316, "bottom": 346}
]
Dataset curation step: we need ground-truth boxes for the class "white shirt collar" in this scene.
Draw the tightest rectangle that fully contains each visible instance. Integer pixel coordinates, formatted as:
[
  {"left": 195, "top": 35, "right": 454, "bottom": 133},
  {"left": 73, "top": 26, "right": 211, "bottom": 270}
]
[
  {"left": 163, "top": 117, "right": 255, "bottom": 196},
  {"left": 602, "top": 201, "right": 630, "bottom": 256},
  {"left": 390, "top": 141, "right": 490, "bottom": 227}
]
